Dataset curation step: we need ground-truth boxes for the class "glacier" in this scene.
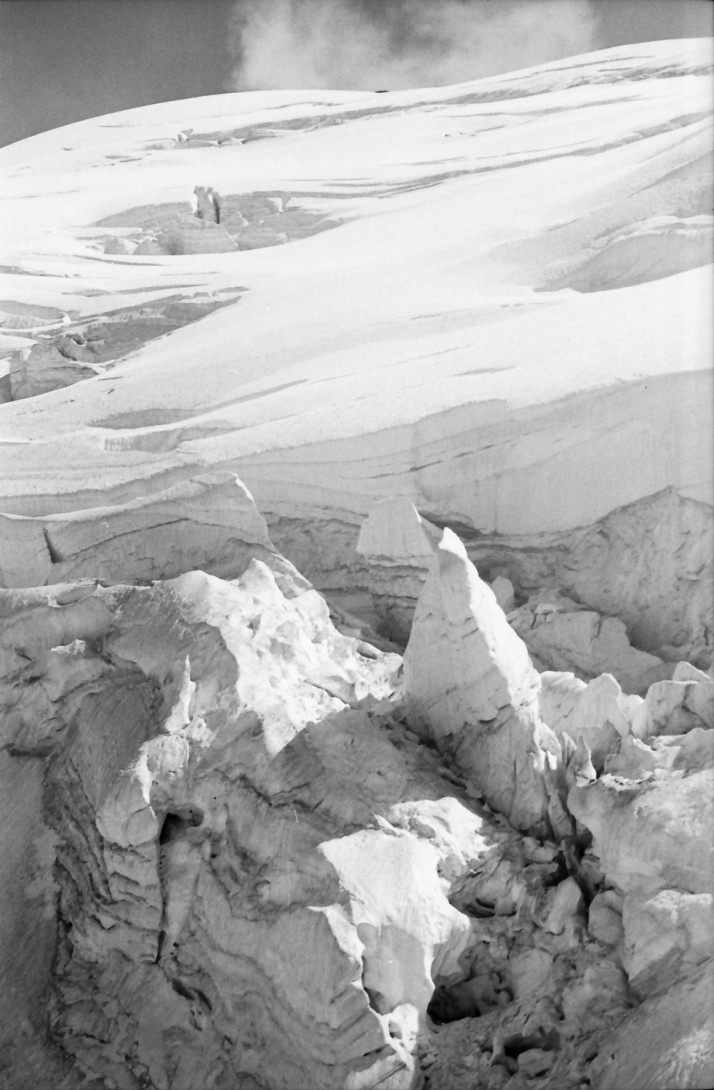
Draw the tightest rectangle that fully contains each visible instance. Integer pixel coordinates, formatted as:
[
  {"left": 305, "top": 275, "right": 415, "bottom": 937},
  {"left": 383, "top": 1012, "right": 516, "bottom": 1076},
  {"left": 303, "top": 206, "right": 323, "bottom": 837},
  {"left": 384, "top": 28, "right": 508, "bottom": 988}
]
[{"left": 0, "top": 36, "right": 712, "bottom": 1090}]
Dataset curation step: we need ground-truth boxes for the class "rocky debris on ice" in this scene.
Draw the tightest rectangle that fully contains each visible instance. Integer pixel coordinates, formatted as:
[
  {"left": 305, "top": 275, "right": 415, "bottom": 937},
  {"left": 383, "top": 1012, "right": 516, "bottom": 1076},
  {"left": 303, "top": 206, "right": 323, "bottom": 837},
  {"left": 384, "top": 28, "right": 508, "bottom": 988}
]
[
  {"left": 403, "top": 528, "right": 567, "bottom": 837},
  {"left": 0, "top": 471, "right": 308, "bottom": 592}
]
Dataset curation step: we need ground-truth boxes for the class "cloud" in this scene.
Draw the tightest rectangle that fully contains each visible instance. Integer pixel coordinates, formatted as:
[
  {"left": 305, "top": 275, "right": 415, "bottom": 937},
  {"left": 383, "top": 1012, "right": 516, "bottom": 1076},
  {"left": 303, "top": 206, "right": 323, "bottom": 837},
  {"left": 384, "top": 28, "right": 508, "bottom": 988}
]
[{"left": 227, "top": 0, "right": 598, "bottom": 93}]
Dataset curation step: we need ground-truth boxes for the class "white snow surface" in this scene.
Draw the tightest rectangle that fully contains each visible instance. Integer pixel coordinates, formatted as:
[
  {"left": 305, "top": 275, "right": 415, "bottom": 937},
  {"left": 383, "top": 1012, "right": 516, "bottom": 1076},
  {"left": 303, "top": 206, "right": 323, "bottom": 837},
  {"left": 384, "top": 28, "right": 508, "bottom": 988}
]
[{"left": 0, "top": 39, "right": 711, "bottom": 535}]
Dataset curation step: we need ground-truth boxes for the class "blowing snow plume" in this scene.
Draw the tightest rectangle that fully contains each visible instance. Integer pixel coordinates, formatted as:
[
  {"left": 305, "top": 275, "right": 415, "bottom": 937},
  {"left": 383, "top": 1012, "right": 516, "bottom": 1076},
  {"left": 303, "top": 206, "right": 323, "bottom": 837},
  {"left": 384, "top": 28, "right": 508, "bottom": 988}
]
[{"left": 227, "top": 0, "right": 598, "bottom": 92}]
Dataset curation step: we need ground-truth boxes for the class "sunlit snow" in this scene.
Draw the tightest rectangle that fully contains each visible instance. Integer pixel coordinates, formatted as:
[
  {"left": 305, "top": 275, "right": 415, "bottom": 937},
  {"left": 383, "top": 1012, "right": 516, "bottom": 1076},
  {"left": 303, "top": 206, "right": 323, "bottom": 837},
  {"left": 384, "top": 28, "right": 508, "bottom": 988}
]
[{"left": 0, "top": 38, "right": 711, "bottom": 536}]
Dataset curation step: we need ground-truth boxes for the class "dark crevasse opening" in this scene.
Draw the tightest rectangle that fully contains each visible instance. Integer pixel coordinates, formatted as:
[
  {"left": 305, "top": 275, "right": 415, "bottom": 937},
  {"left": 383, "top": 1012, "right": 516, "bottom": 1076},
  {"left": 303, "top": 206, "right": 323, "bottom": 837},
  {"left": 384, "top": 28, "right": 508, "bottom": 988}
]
[
  {"left": 156, "top": 804, "right": 206, "bottom": 961},
  {"left": 158, "top": 804, "right": 205, "bottom": 845},
  {"left": 428, "top": 971, "right": 514, "bottom": 1025}
]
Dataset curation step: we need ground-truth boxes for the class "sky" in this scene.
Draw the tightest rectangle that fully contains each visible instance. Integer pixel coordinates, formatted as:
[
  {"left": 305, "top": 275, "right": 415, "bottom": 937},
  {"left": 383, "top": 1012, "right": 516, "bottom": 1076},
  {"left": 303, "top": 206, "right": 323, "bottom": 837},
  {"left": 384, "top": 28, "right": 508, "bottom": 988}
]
[{"left": 0, "top": 0, "right": 711, "bottom": 147}]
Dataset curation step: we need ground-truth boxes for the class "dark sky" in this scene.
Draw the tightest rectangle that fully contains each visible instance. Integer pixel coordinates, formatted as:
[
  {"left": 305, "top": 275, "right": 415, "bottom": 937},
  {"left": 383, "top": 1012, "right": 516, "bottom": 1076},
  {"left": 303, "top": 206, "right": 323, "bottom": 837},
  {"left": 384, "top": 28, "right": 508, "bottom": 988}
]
[{"left": 0, "top": 0, "right": 711, "bottom": 148}]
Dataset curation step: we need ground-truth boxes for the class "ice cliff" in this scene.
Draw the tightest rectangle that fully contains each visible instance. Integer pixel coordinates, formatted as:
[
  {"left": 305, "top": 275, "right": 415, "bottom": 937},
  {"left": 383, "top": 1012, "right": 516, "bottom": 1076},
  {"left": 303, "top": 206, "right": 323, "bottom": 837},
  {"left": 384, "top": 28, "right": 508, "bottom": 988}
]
[
  {"left": 0, "top": 35, "right": 712, "bottom": 1090},
  {"left": 2, "top": 509, "right": 712, "bottom": 1089}
]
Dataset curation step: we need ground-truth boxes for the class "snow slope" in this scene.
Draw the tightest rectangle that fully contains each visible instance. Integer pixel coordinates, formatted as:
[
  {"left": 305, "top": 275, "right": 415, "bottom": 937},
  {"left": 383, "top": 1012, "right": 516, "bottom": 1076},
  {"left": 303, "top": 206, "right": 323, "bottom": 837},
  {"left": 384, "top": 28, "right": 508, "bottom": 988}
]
[{"left": 0, "top": 39, "right": 711, "bottom": 632}]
